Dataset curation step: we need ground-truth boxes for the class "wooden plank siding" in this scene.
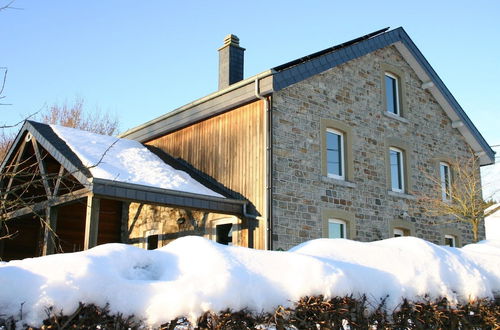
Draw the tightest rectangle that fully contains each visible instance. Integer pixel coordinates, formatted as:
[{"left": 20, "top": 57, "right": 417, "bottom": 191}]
[{"left": 145, "top": 100, "right": 266, "bottom": 248}]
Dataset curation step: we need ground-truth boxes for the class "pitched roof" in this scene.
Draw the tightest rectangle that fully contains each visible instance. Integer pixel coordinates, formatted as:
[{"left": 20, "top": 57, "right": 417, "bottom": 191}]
[
  {"left": 120, "top": 27, "right": 495, "bottom": 165},
  {"left": 1, "top": 121, "right": 248, "bottom": 216}
]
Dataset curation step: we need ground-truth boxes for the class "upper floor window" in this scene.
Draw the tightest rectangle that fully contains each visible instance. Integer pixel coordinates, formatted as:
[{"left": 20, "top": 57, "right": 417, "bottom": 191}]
[
  {"left": 385, "top": 73, "right": 400, "bottom": 115},
  {"left": 328, "top": 219, "right": 346, "bottom": 239},
  {"left": 326, "top": 128, "right": 344, "bottom": 180},
  {"left": 440, "top": 162, "right": 452, "bottom": 201},
  {"left": 390, "top": 147, "right": 405, "bottom": 192}
]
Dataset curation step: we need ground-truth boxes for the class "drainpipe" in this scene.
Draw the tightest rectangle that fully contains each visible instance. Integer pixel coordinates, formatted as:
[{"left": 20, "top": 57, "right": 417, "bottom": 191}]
[{"left": 255, "top": 78, "right": 273, "bottom": 250}]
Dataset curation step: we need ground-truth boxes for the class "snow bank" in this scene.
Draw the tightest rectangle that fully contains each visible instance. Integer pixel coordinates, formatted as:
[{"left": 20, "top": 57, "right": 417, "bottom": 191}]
[
  {"left": 50, "top": 124, "right": 222, "bottom": 197},
  {"left": 1, "top": 237, "right": 499, "bottom": 327},
  {"left": 485, "top": 204, "right": 500, "bottom": 240}
]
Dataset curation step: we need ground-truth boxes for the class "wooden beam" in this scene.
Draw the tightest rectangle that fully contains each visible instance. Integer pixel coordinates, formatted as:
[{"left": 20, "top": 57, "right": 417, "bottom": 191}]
[
  {"left": 84, "top": 194, "right": 100, "bottom": 250},
  {"left": 2, "top": 188, "right": 88, "bottom": 220},
  {"left": 5, "top": 138, "right": 27, "bottom": 193},
  {"left": 120, "top": 201, "right": 130, "bottom": 243},
  {"left": 32, "top": 138, "right": 52, "bottom": 197},
  {"left": 53, "top": 165, "right": 65, "bottom": 197},
  {"left": 42, "top": 206, "right": 58, "bottom": 256}
]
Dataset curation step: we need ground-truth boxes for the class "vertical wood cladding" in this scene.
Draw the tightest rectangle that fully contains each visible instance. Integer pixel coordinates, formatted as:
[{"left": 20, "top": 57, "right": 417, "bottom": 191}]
[{"left": 146, "top": 100, "right": 265, "bottom": 216}]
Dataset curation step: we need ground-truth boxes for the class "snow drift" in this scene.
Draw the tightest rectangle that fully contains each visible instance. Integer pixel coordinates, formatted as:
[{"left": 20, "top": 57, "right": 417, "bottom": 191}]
[{"left": 0, "top": 236, "right": 499, "bottom": 327}]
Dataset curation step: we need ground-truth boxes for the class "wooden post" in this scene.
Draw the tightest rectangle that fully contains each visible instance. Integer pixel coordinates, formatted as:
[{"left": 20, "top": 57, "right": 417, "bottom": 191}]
[
  {"left": 239, "top": 217, "right": 255, "bottom": 248},
  {"left": 84, "top": 195, "right": 100, "bottom": 250},
  {"left": 42, "top": 206, "right": 58, "bottom": 255},
  {"left": 120, "top": 201, "right": 130, "bottom": 243},
  {"left": 32, "top": 138, "right": 52, "bottom": 197}
]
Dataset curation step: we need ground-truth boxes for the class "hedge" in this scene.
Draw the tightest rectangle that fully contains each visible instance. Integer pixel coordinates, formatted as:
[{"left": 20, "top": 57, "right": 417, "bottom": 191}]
[{"left": 1, "top": 295, "right": 498, "bottom": 329}]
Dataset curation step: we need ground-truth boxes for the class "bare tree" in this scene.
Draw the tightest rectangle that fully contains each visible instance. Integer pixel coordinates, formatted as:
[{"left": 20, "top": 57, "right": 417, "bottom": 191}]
[
  {"left": 417, "top": 154, "right": 499, "bottom": 242},
  {"left": 0, "top": 98, "right": 119, "bottom": 161},
  {"left": 40, "top": 97, "right": 119, "bottom": 136},
  {"left": 0, "top": 97, "right": 120, "bottom": 257}
]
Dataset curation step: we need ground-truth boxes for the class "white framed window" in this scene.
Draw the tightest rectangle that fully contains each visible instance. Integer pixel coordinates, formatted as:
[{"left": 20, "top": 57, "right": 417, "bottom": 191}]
[
  {"left": 328, "top": 219, "right": 347, "bottom": 239},
  {"left": 393, "top": 228, "right": 405, "bottom": 237},
  {"left": 210, "top": 217, "right": 239, "bottom": 246},
  {"left": 444, "top": 234, "right": 456, "bottom": 247},
  {"left": 385, "top": 72, "right": 400, "bottom": 115},
  {"left": 326, "top": 128, "right": 345, "bottom": 180},
  {"left": 440, "top": 162, "right": 452, "bottom": 201},
  {"left": 390, "top": 147, "right": 405, "bottom": 192}
]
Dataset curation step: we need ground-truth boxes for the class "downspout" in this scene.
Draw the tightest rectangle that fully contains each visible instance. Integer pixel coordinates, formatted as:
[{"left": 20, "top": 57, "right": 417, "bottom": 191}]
[{"left": 255, "top": 78, "right": 273, "bottom": 250}]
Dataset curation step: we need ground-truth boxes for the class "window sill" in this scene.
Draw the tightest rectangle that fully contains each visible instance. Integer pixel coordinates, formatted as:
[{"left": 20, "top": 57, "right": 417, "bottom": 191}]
[
  {"left": 383, "top": 111, "right": 409, "bottom": 124},
  {"left": 388, "top": 190, "right": 416, "bottom": 200},
  {"left": 322, "top": 176, "right": 357, "bottom": 188}
]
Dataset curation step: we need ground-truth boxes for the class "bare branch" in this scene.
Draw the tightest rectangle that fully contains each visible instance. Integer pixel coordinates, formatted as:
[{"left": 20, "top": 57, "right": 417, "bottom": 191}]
[
  {"left": 0, "top": 0, "right": 22, "bottom": 11},
  {"left": 416, "top": 152, "right": 493, "bottom": 242}
]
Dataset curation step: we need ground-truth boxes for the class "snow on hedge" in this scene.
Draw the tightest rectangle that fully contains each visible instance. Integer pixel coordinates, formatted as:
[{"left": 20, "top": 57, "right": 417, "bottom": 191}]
[
  {"left": 50, "top": 124, "right": 222, "bottom": 197},
  {"left": 1, "top": 236, "right": 499, "bottom": 327}
]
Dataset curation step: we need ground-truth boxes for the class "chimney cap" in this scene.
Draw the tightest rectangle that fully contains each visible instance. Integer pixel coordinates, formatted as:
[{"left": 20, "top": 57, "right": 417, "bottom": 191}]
[{"left": 219, "top": 34, "right": 245, "bottom": 51}]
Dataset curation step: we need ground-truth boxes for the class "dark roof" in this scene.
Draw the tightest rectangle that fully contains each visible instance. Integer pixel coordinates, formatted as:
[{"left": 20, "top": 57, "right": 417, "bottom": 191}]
[
  {"left": 145, "top": 145, "right": 249, "bottom": 202},
  {"left": 269, "top": 27, "right": 495, "bottom": 163},
  {"left": 0, "top": 120, "right": 92, "bottom": 184},
  {"left": 121, "top": 27, "right": 494, "bottom": 165},
  {"left": 272, "top": 27, "right": 390, "bottom": 72}
]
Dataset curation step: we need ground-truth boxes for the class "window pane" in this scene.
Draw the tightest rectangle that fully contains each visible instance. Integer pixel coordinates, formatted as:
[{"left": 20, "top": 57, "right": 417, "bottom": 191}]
[
  {"left": 445, "top": 236, "right": 455, "bottom": 247},
  {"left": 328, "top": 222, "right": 345, "bottom": 239},
  {"left": 393, "top": 228, "right": 405, "bottom": 237},
  {"left": 390, "top": 149, "right": 403, "bottom": 190},
  {"left": 385, "top": 75, "right": 398, "bottom": 114},
  {"left": 440, "top": 163, "right": 451, "bottom": 200},
  {"left": 147, "top": 235, "right": 159, "bottom": 250},
  {"left": 216, "top": 223, "right": 233, "bottom": 245},
  {"left": 326, "top": 131, "right": 343, "bottom": 177}
]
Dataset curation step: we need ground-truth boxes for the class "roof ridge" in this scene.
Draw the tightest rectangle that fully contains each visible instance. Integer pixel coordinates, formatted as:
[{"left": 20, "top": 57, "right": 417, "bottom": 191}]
[{"left": 272, "top": 27, "right": 390, "bottom": 72}]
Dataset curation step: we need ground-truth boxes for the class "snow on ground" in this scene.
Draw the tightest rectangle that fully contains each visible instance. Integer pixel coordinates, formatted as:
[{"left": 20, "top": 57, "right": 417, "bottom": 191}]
[
  {"left": 1, "top": 236, "right": 499, "bottom": 328},
  {"left": 485, "top": 204, "right": 500, "bottom": 240},
  {"left": 50, "top": 124, "right": 222, "bottom": 198}
]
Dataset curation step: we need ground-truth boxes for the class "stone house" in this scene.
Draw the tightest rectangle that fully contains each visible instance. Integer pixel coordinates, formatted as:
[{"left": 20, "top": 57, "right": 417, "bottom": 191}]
[
  {"left": 0, "top": 27, "right": 495, "bottom": 259},
  {"left": 120, "top": 27, "right": 494, "bottom": 250}
]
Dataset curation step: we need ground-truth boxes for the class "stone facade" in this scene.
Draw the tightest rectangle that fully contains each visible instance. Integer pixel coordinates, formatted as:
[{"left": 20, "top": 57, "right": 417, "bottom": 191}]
[
  {"left": 271, "top": 45, "right": 484, "bottom": 250},
  {"left": 125, "top": 203, "right": 242, "bottom": 248}
]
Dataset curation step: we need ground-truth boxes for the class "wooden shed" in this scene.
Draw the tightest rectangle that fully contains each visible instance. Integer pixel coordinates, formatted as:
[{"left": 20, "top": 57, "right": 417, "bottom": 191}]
[{"left": 0, "top": 121, "right": 251, "bottom": 260}]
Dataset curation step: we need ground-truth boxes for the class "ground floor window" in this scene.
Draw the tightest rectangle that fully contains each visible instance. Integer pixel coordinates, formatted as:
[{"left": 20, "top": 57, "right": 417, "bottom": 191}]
[
  {"left": 216, "top": 223, "right": 234, "bottom": 245},
  {"left": 393, "top": 228, "right": 406, "bottom": 237},
  {"left": 145, "top": 229, "right": 159, "bottom": 250},
  {"left": 328, "top": 219, "right": 347, "bottom": 239},
  {"left": 444, "top": 234, "right": 456, "bottom": 247},
  {"left": 389, "top": 219, "right": 415, "bottom": 239},
  {"left": 210, "top": 217, "right": 239, "bottom": 246}
]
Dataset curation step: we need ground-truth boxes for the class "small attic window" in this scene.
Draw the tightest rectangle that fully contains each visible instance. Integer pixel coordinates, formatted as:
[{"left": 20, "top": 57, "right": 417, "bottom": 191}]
[{"left": 385, "top": 73, "right": 400, "bottom": 115}]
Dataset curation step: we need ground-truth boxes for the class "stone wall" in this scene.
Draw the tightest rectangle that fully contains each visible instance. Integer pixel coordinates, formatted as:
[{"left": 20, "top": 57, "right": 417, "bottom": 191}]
[
  {"left": 124, "top": 203, "right": 242, "bottom": 248},
  {"left": 271, "top": 45, "right": 484, "bottom": 250}
]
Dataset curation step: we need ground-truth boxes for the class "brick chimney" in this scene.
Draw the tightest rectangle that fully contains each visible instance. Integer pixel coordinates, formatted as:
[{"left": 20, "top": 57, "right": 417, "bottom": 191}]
[{"left": 218, "top": 34, "right": 245, "bottom": 89}]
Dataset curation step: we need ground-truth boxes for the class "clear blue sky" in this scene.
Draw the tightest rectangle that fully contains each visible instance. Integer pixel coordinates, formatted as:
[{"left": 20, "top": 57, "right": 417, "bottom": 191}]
[{"left": 1, "top": 0, "right": 499, "bottom": 147}]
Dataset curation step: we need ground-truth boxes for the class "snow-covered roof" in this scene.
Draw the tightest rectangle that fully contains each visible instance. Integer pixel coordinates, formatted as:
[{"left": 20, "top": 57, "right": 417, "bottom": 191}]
[
  {"left": 0, "top": 236, "right": 499, "bottom": 327},
  {"left": 50, "top": 124, "right": 222, "bottom": 198}
]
